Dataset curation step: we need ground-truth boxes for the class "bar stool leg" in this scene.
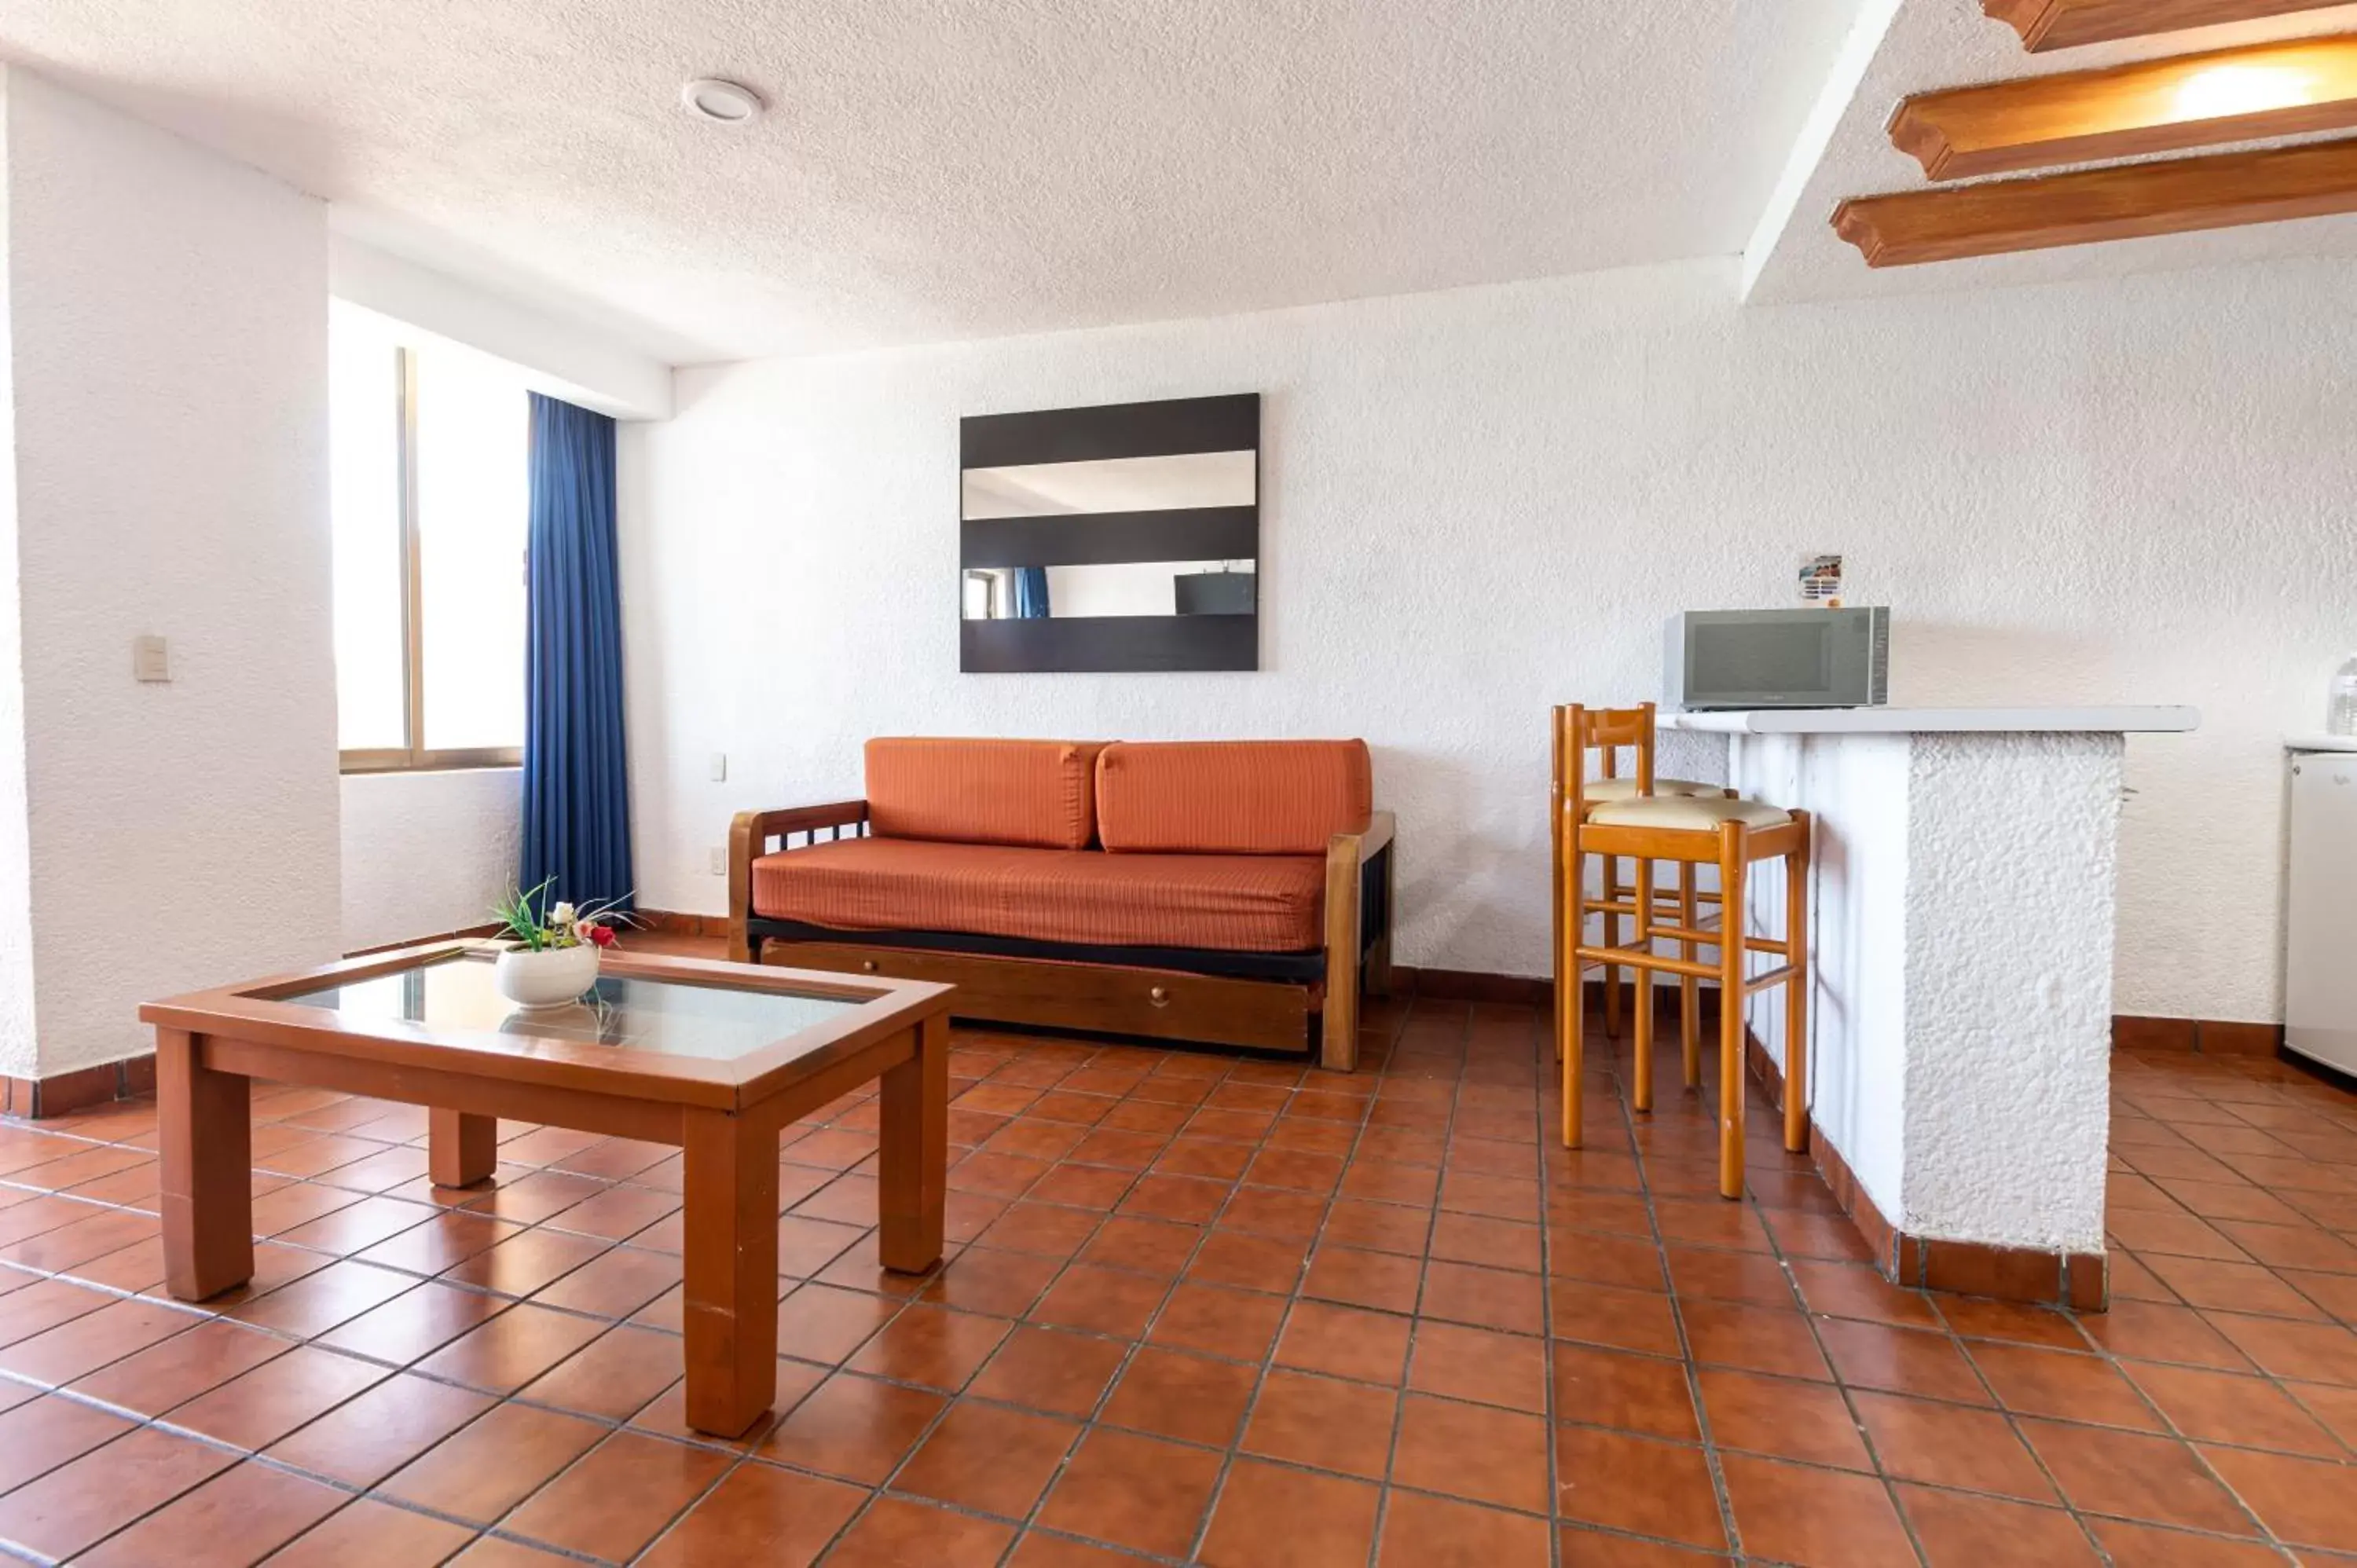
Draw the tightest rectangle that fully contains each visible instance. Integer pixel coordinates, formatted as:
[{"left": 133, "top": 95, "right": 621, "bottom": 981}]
[
  {"left": 1633, "top": 857, "right": 1654, "bottom": 1113},
  {"left": 1602, "top": 856, "right": 1622, "bottom": 1040},
  {"left": 1678, "top": 862, "right": 1699, "bottom": 1090},
  {"left": 1549, "top": 811, "right": 1563, "bottom": 1068},
  {"left": 1716, "top": 822, "right": 1748, "bottom": 1200},
  {"left": 1783, "top": 812, "right": 1812, "bottom": 1156},
  {"left": 1560, "top": 841, "right": 1584, "bottom": 1149}
]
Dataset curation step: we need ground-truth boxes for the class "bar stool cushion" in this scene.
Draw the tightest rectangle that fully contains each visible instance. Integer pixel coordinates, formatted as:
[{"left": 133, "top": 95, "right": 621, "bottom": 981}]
[
  {"left": 1582, "top": 777, "right": 1723, "bottom": 802},
  {"left": 1586, "top": 794, "right": 1792, "bottom": 830}
]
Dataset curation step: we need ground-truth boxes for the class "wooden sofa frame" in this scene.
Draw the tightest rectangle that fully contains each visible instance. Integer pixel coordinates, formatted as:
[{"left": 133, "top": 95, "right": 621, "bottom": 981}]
[{"left": 728, "top": 802, "right": 1395, "bottom": 1071}]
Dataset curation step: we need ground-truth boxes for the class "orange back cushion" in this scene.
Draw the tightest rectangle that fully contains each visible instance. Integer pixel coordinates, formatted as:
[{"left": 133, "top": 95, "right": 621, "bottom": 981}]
[
  {"left": 1096, "top": 740, "right": 1373, "bottom": 855},
  {"left": 865, "top": 738, "right": 1104, "bottom": 850}
]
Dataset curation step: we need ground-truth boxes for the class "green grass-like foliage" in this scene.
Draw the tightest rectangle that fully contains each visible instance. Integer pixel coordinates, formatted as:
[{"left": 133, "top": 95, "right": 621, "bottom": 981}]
[{"left": 493, "top": 878, "right": 635, "bottom": 951}]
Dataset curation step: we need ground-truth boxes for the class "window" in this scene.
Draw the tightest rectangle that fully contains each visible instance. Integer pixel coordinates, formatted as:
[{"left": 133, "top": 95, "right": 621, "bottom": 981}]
[
  {"left": 332, "top": 307, "right": 531, "bottom": 771},
  {"left": 961, "top": 569, "right": 1006, "bottom": 620}
]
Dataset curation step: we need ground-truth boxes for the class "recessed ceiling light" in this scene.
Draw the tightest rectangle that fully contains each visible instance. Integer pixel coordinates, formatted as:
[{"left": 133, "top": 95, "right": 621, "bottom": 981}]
[
  {"left": 681, "top": 78, "right": 764, "bottom": 125},
  {"left": 2172, "top": 62, "right": 2316, "bottom": 122}
]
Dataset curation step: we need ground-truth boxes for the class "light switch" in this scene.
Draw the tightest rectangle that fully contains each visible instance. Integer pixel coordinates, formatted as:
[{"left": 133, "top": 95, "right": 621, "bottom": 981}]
[
  {"left": 132, "top": 635, "right": 170, "bottom": 683},
  {"left": 709, "top": 752, "right": 728, "bottom": 782}
]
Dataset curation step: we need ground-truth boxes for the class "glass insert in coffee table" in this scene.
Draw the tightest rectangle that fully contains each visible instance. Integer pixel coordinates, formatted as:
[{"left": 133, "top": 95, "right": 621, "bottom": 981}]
[{"left": 278, "top": 948, "right": 859, "bottom": 1061}]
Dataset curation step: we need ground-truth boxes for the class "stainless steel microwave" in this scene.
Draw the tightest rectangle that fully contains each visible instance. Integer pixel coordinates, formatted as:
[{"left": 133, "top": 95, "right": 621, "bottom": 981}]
[{"left": 1664, "top": 607, "right": 1889, "bottom": 710}]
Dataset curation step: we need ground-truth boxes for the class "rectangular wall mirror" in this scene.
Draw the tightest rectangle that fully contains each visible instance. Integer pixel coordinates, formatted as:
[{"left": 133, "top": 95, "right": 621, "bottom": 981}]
[{"left": 959, "top": 393, "right": 1259, "bottom": 672}]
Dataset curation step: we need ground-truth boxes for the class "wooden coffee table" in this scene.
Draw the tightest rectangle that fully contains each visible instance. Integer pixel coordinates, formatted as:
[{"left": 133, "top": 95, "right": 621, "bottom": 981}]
[{"left": 140, "top": 942, "right": 954, "bottom": 1436}]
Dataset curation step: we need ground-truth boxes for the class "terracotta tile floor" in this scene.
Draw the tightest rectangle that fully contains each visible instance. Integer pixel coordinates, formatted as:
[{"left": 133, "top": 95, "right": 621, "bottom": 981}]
[{"left": 1, "top": 978, "right": 2355, "bottom": 1564}]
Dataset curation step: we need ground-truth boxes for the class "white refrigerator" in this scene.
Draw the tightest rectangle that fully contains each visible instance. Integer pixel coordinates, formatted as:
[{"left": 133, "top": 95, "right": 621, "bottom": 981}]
[{"left": 2287, "top": 744, "right": 2357, "bottom": 1076}]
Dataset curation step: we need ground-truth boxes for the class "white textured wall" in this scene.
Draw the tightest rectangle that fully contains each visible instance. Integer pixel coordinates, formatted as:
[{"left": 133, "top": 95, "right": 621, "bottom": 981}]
[
  {"left": 2, "top": 69, "right": 340, "bottom": 1075},
  {"left": 1732, "top": 730, "right": 2117, "bottom": 1251},
  {"left": 340, "top": 770, "right": 521, "bottom": 953},
  {"left": 0, "top": 81, "right": 37, "bottom": 1078},
  {"left": 621, "top": 253, "right": 2357, "bottom": 1024},
  {"left": 1901, "top": 733, "right": 2117, "bottom": 1251}
]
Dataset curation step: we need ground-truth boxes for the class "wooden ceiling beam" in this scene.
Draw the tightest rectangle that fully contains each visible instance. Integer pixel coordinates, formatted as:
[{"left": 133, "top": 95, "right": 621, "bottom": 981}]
[
  {"left": 1831, "top": 137, "right": 2357, "bottom": 265},
  {"left": 1893, "top": 35, "right": 2357, "bottom": 179},
  {"left": 1986, "top": 0, "right": 2357, "bottom": 52}
]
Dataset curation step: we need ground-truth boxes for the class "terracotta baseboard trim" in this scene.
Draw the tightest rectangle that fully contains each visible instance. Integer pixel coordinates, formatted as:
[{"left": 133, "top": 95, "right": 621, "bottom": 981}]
[
  {"left": 344, "top": 921, "right": 504, "bottom": 959},
  {"left": 633, "top": 929, "right": 2253, "bottom": 1083},
  {"left": 634, "top": 909, "right": 731, "bottom": 939},
  {"left": 2113, "top": 1014, "right": 2282, "bottom": 1057},
  {"left": 632, "top": 929, "right": 2280, "bottom": 1070},
  {"left": 2, "top": 1053, "right": 157, "bottom": 1121},
  {"left": 1415, "top": 969, "right": 2281, "bottom": 1070},
  {"left": 1397, "top": 969, "right": 1717, "bottom": 1014},
  {"left": 20, "top": 916, "right": 512, "bottom": 1122},
  {"left": 10, "top": 910, "right": 706, "bottom": 1123},
  {"left": 1740, "top": 1033, "right": 2107, "bottom": 1313},
  {"left": 1395, "top": 965, "right": 1550, "bottom": 1007}
]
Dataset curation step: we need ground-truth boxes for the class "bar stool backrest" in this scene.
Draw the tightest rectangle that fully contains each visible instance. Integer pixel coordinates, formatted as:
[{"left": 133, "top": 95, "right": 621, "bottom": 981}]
[{"left": 1551, "top": 702, "right": 1658, "bottom": 825}]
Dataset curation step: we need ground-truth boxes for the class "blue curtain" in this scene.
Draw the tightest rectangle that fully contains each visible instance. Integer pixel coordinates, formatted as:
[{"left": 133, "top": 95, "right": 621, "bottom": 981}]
[
  {"left": 1012, "top": 566, "right": 1051, "bottom": 618},
  {"left": 521, "top": 393, "right": 634, "bottom": 912}
]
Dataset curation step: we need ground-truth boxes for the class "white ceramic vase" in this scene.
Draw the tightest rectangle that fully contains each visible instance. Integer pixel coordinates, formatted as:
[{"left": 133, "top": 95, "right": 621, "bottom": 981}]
[{"left": 493, "top": 943, "right": 599, "bottom": 1009}]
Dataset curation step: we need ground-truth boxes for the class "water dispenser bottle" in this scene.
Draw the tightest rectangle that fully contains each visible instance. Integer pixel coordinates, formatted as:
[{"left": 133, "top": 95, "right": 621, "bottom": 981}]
[{"left": 2331, "top": 654, "right": 2357, "bottom": 737}]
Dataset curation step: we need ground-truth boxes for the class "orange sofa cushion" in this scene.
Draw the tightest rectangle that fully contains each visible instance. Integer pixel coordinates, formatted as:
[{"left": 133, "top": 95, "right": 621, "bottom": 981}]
[
  {"left": 864, "top": 737, "right": 1103, "bottom": 850},
  {"left": 751, "top": 837, "right": 1325, "bottom": 951},
  {"left": 1096, "top": 740, "right": 1372, "bottom": 855}
]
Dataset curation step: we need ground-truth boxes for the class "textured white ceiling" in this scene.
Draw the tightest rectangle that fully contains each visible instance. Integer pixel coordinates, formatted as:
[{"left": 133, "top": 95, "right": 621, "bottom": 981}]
[
  {"left": 1747, "top": 0, "right": 2357, "bottom": 303},
  {"left": 0, "top": 0, "right": 1866, "bottom": 363}
]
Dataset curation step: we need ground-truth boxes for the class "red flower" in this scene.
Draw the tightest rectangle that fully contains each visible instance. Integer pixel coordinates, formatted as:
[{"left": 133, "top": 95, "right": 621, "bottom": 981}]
[{"left": 585, "top": 923, "right": 618, "bottom": 947}]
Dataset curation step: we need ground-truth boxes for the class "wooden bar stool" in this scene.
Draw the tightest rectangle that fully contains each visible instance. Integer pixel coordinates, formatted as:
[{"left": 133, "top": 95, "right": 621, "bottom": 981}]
[
  {"left": 1552, "top": 703, "right": 1811, "bottom": 1199},
  {"left": 1549, "top": 704, "right": 1728, "bottom": 1064}
]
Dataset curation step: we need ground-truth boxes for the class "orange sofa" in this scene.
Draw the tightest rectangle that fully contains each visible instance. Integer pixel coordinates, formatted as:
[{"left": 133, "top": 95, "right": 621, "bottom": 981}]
[{"left": 728, "top": 738, "right": 1395, "bottom": 1069}]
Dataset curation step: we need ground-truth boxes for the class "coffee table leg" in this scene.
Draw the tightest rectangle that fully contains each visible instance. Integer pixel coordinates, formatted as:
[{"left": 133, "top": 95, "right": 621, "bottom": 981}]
[
  {"left": 879, "top": 1014, "right": 948, "bottom": 1273},
  {"left": 681, "top": 1105, "right": 779, "bottom": 1437},
  {"left": 429, "top": 1109, "right": 497, "bottom": 1188},
  {"left": 157, "top": 1028, "right": 254, "bottom": 1301}
]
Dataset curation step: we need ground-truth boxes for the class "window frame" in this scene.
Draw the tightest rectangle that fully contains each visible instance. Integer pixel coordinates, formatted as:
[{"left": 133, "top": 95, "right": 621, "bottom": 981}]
[
  {"left": 961, "top": 567, "right": 1010, "bottom": 621},
  {"left": 338, "top": 344, "right": 526, "bottom": 775}
]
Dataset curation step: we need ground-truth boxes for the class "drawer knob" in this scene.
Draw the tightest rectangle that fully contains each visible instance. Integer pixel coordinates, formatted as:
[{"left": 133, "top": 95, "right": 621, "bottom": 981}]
[
  {"left": 860, "top": 959, "right": 878, "bottom": 973},
  {"left": 1148, "top": 985, "right": 1170, "bottom": 1006}
]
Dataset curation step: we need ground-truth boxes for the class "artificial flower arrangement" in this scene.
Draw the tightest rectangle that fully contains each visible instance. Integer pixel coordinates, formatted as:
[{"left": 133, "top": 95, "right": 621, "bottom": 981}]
[
  {"left": 493, "top": 879, "right": 628, "bottom": 951},
  {"left": 489, "top": 881, "right": 632, "bottom": 1009}
]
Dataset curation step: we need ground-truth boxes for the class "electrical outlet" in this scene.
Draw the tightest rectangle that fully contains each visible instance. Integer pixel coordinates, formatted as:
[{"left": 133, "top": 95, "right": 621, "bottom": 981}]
[
  {"left": 709, "top": 846, "right": 727, "bottom": 876},
  {"left": 132, "top": 635, "right": 170, "bottom": 683}
]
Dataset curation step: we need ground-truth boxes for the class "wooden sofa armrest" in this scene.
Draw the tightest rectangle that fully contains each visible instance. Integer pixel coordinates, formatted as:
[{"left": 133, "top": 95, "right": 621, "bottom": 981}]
[
  {"left": 728, "top": 800, "right": 870, "bottom": 963},
  {"left": 1321, "top": 809, "right": 1397, "bottom": 1072}
]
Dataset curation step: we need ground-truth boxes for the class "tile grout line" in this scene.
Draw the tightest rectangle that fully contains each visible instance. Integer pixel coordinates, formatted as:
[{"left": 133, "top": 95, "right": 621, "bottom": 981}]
[
  {"left": 628, "top": 1034, "right": 1314, "bottom": 1563},
  {"left": 956, "top": 1044, "right": 1288, "bottom": 1565},
  {"left": 0, "top": 1084, "right": 917, "bottom": 1564},
  {"left": 2106, "top": 1097, "right": 2357, "bottom": 1475},
  {"left": 5, "top": 1027, "right": 2357, "bottom": 1561},
  {"left": 498, "top": 1074, "right": 949, "bottom": 1566},
  {"left": 1358, "top": 997, "right": 1465, "bottom": 1568},
  {"left": 1741, "top": 1098, "right": 1935, "bottom": 1568},
  {"left": 2093, "top": 1105, "right": 2337, "bottom": 1559},
  {"left": 623, "top": 1052, "right": 1079, "bottom": 1566},
  {"left": 1178, "top": 1004, "right": 1406, "bottom": 1568},
  {"left": 1965, "top": 1078, "right": 2325, "bottom": 1561},
  {"left": 5, "top": 1171, "right": 2347, "bottom": 1542},
  {"left": 4, "top": 1032, "right": 2084, "bottom": 1555},
  {"left": 1636, "top": 1025, "right": 1750, "bottom": 1563},
  {"left": 1535, "top": 1002, "right": 1567, "bottom": 1568},
  {"left": 918, "top": 1053, "right": 1232, "bottom": 1565}
]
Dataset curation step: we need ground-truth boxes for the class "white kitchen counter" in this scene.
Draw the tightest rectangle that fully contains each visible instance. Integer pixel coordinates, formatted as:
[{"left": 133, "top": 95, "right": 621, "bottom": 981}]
[
  {"left": 2286, "top": 733, "right": 2357, "bottom": 753},
  {"left": 1666, "top": 705, "right": 2198, "bottom": 735},
  {"left": 1685, "top": 705, "right": 2197, "bottom": 1283}
]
